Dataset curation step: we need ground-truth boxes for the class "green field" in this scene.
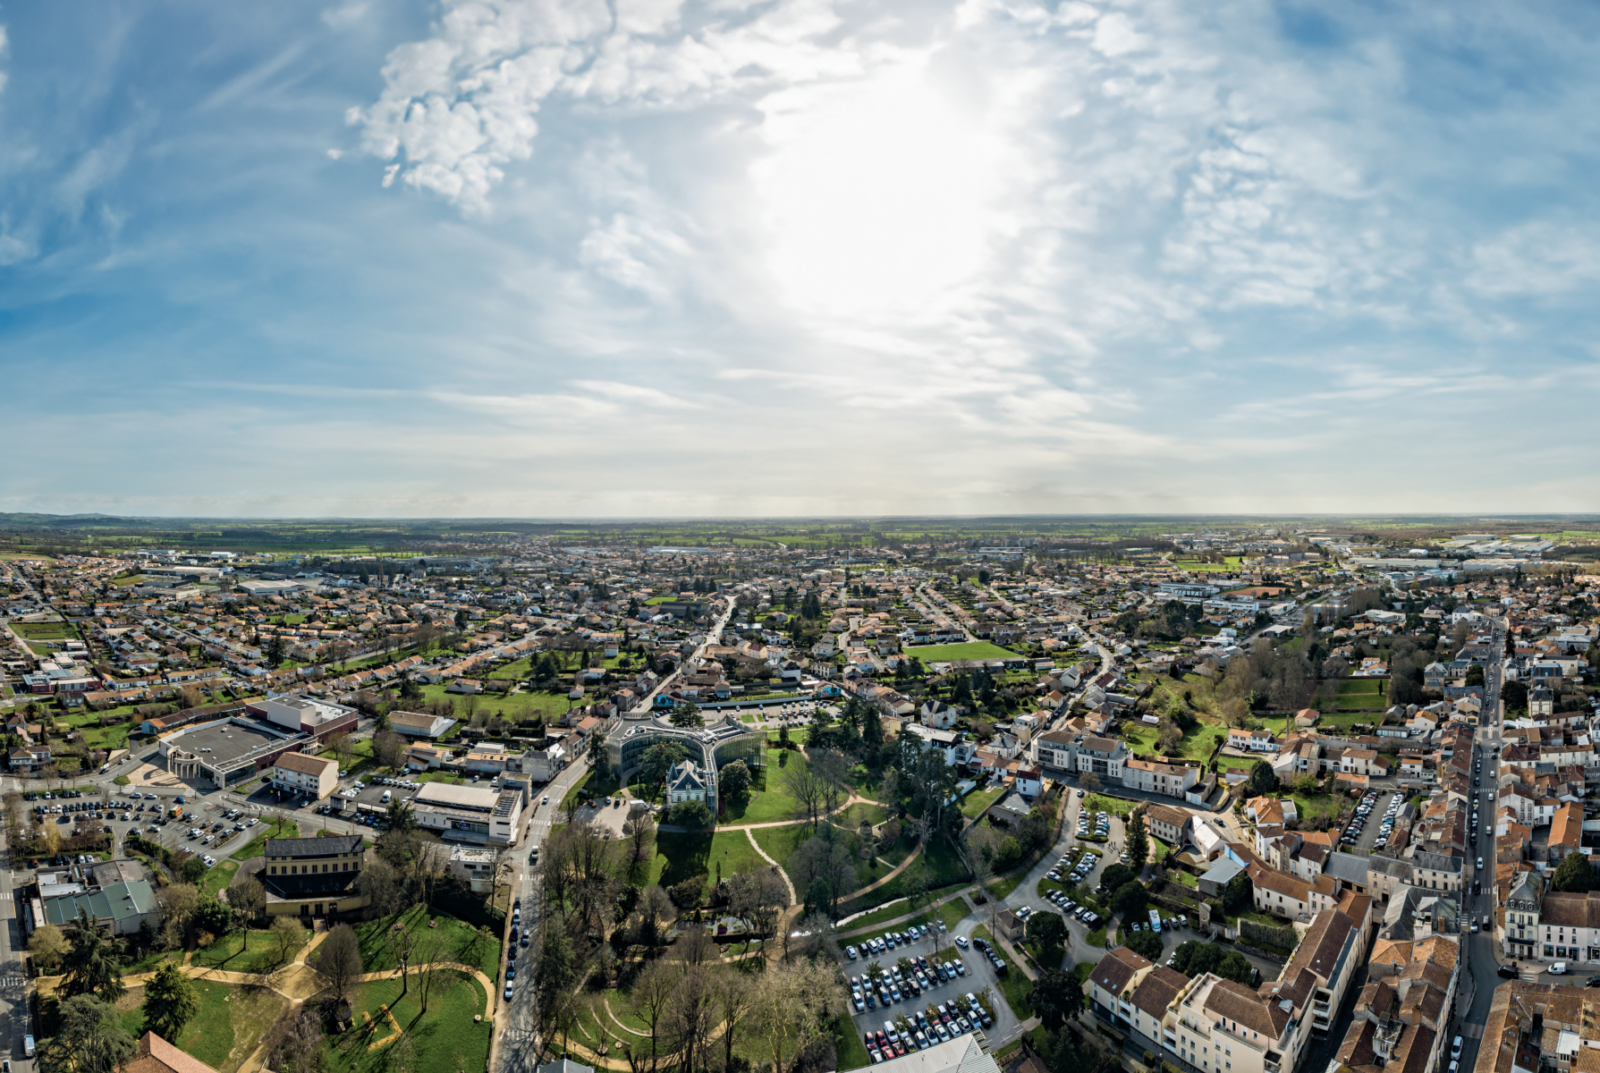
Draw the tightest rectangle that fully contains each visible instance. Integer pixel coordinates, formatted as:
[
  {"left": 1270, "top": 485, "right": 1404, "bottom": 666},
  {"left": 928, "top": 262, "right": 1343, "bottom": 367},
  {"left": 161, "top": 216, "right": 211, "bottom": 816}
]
[
  {"left": 959, "top": 785, "right": 1005, "bottom": 818},
  {"left": 117, "top": 978, "right": 287, "bottom": 1073},
  {"left": 903, "top": 642, "right": 1018, "bottom": 663},
  {"left": 324, "top": 973, "right": 491, "bottom": 1073},
  {"left": 231, "top": 818, "right": 301, "bottom": 862},
  {"left": 353, "top": 905, "right": 501, "bottom": 979},
  {"left": 192, "top": 926, "right": 309, "bottom": 974},
  {"left": 11, "top": 621, "right": 79, "bottom": 640},
  {"left": 632, "top": 828, "right": 769, "bottom": 889},
  {"left": 721, "top": 749, "right": 806, "bottom": 825}
]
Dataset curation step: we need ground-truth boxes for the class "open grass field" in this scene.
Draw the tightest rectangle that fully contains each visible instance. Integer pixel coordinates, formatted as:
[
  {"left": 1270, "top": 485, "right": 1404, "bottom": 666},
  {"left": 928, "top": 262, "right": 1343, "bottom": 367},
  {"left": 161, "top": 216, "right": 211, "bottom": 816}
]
[
  {"left": 116, "top": 978, "right": 287, "bottom": 1073},
  {"left": 416, "top": 682, "right": 576, "bottom": 722},
  {"left": 353, "top": 905, "right": 501, "bottom": 979},
  {"left": 959, "top": 785, "right": 1005, "bottom": 818},
  {"left": 903, "top": 641, "right": 1018, "bottom": 663},
  {"left": 630, "top": 828, "right": 770, "bottom": 889},
  {"left": 721, "top": 749, "right": 806, "bottom": 825},
  {"left": 324, "top": 972, "right": 491, "bottom": 1073},
  {"left": 837, "top": 896, "right": 970, "bottom": 944},
  {"left": 203, "top": 858, "right": 240, "bottom": 897},
  {"left": 193, "top": 925, "right": 309, "bottom": 974},
  {"left": 11, "top": 621, "right": 79, "bottom": 639}
]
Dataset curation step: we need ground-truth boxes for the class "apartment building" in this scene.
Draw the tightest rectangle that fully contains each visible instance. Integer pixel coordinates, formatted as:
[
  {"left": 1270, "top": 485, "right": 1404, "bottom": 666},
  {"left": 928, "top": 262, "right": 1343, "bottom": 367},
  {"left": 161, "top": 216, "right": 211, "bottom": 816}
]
[
  {"left": 1536, "top": 890, "right": 1600, "bottom": 965},
  {"left": 1124, "top": 758, "right": 1199, "bottom": 799},
  {"left": 268, "top": 751, "right": 339, "bottom": 800}
]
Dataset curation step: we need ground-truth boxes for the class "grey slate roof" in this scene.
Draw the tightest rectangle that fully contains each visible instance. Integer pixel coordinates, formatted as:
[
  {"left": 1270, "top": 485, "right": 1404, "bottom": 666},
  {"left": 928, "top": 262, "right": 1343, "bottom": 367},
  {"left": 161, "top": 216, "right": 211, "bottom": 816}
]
[
  {"left": 1325, "top": 851, "right": 1372, "bottom": 886},
  {"left": 264, "top": 834, "right": 364, "bottom": 859},
  {"left": 43, "top": 879, "right": 157, "bottom": 927}
]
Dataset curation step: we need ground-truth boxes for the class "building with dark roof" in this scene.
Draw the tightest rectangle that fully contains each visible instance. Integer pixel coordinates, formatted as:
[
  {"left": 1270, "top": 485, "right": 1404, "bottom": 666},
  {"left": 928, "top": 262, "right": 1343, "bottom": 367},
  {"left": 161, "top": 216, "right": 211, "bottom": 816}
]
[{"left": 260, "top": 833, "right": 369, "bottom": 920}]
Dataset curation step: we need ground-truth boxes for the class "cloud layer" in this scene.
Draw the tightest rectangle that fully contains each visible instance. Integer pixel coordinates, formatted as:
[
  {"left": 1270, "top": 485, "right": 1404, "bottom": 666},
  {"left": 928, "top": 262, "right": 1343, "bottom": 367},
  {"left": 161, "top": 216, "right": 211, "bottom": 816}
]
[{"left": 2, "top": 1, "right": 1600, "bottom": 516}]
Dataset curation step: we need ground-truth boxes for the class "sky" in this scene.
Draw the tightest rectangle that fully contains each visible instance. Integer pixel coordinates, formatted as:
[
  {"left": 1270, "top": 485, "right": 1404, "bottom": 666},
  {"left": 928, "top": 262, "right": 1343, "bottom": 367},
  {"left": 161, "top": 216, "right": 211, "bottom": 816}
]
[{"left": 3, "top": 0, "right": 1600, "bottom": 518}]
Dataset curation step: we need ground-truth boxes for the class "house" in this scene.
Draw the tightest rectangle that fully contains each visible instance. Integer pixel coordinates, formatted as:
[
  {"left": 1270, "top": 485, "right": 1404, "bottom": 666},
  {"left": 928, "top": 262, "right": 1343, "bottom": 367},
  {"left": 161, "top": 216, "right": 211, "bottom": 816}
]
[
  {"left": 269, "top": 752, "right": 339, "bottom": 801},
  {"left": 42, "top": 879, "right": 161, "bottom": 936},
  {"left": 404, "top": 744, "right": 448, "bottom": 771},
  {"left": 520, "top": 738, "right": 570, "bottom": 783},
  {"left": 387, "top": 711, "right": 458, "bottom": 739},
  {"left": 920, "top": 700, "right": 958, "bottom": 729},
  {"left": 1502, "top": 869, "right": 1543, "bottom": 962},
  {"left": 667, "top": 761, "right": 712, "bottom": 805},
  {"left": 124, "top": 1031, "right": 225, "bottom": 1073},
  {"left": 1122, "top": 758, "right": 1198, "bottom": 799},
  {"left": 1086, "top": 946, "right": 1155, "bottom": 1029},
  {"left": 902, "top": 724, "right": 976, "bottom": 768},
  {"left": 1145, "top": 804, "right": 1190, "bottom": 845},
  {"left": 447, "top": 845, "right": 499, "bottom": 893},
  {"left": 260, "top": 834, "right": 369, "bottom": 920},
  {"left": 1012, "top": 765, "right": 1043, "bottom": 798},
  {"left": 1536, "top": 890, "right": 1600, "bottom": 965},
  {"left": 995, "top": 908, "right": 1025, "bottom": 941},
  {"left": 10, "top": 745, "right": 52, "bottom": 771}
]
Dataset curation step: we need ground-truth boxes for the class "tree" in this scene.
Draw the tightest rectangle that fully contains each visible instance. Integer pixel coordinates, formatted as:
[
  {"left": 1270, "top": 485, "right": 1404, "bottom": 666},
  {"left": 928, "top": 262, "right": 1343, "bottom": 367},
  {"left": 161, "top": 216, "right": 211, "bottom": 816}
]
[
  {"left": 1551, "top": 851, "right": 1598, "bottom": 893},
  {"left": 1026, "top": 912, "right": 1068, "bottom": 965},
  {"left": 670, "top": 799, "right": 713, "bottom": 828},
  {"left": 312, "top": 922, "right": 364, "bottom": 1001},
  {"left": 261, "top": 1006, "right": 325, "bottom": 1073},
  {"left": 628, "top": 807, "right": 658, "bottom": 865},
  {"left": 719, "top": 759, "right": 752, "bottom": 800},
  {"left": 62, "top": 907, "right": 126, "bottom": 1002},
  {"left": 180, "top": 855, "right": 209, "bottom": 885},
  {"left": 1099, "top": 863, "right": 1137, "bottom": 894},
  {"left": 631, "top": 958, "right": 680, "bottom": 1071},
  {"left": 233, "top": 877, "right": 267, "bottom": 924},
  {"left": 751, "top": 959, "right": 845, "bottom": 1073},
  {"left": 1127, "top": 809, "right": 1149, "bottom": 870},
  {"left": 533, "top": 921, "right": 577, "bottom": 1034},
  {"left": 1247, "top": 760, "right": 1278, "bottom": 797},
  {"left": 1080, "top": 772, "right": 1101, "bottom": 794},
  {"left": 1109, "top": 879, "right": 1148, "bottom": 920},
  {"left": 1223, "top": 871, "right": 1253, "bottom": 914},
  {"left": 669, "top": 702, "right": 704, "bottom": 729},
  {"left": 270, "top": 915, "right": 307, "bottom": 966},
  {"left": 590, "top": 742, "right": 615, "bottom": 784},
  {"left": 372, "top": 730, "right": 407, "bottom": 770},
  {"left": 780, "top": 758, "right": 826, "bottom": 827},
  {"left": 28, "top": 922, "right": 68, "bottom": 974},
  {"left": 39, "top": 994, "right": 135, "bottom": 1073},
  {"left": 1123, "top": 928, "right": 1163, "bottom": 960},
  {"left": 1029, "top": 968, "right": 1085, "bottom": 1031},
  {"left": 141, "top": 961, "right": 200, "bottom": 1042},
  {"left": 637, "top": 741, "right": 689, "bottom": 791},
  {"left": 788, "top": 835, "right": 855, "bottom": 916}
]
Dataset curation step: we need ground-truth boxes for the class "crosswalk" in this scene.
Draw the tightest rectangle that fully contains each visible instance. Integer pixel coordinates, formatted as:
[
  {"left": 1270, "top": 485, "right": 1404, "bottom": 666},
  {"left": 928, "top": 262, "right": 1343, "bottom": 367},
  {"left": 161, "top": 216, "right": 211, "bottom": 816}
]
[{"left": 0, "top": 976, "right": 24, "bottom": 991}]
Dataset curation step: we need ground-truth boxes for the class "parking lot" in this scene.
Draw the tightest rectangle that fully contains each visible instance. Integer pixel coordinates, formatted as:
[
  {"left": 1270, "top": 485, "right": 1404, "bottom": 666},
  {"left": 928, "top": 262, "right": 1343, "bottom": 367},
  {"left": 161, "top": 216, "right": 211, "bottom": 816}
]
[
  {"left": 22, "top": 786, "right": 265, "bottom": 869},
  {"left": 1339, "top": 790, "right": 1403, "bottom": 856},
  {"left": 840, "top": 922, "right": 1017, "bottom": 1061}
]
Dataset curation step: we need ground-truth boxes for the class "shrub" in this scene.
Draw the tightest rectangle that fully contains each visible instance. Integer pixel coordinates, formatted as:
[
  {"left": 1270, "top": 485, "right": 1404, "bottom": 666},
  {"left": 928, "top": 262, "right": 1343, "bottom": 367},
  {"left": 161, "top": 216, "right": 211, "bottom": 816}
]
[{"left": 669, "top": 877, "right": 705, "bottom": 909}]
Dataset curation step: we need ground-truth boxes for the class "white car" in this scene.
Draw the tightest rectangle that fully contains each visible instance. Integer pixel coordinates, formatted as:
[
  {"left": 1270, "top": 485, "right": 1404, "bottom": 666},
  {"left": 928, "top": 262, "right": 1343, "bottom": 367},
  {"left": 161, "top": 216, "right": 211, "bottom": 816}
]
[{"left": 542, "top": 795, "right": 550, "bottom": 805}]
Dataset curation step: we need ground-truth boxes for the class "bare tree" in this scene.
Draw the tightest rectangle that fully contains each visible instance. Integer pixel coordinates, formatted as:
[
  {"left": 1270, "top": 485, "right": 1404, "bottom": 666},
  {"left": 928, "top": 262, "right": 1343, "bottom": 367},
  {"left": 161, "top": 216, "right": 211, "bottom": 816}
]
[
  {"left": 752, "top": 959, "right": 846, "bottom": 1073},
  {"left": 780, "top": 759, "right": 826, "bottom": 827},
  {"left": 712, "top": 963, "right": 759, "bottom": 1073},
  {"left": 371, "top": 731, "right": 407, "bottom": 770},
  {"left": 631, "top": 959, "right": 680, "bottom": 1073},
  {"left": 269, "top": 916, "right": 306, "bottom": 967},
  {"left": 628, "top": 808, "right": 658, "bottom": 866},
  {"left": 311, "top": 922, "right": 363, "bottom": 1002},
  {"left": 809, "top": 748, "right": 850, "bottom": 819},
  {"left": 231, "top": 877, "right": 266, "bottom": 925}
]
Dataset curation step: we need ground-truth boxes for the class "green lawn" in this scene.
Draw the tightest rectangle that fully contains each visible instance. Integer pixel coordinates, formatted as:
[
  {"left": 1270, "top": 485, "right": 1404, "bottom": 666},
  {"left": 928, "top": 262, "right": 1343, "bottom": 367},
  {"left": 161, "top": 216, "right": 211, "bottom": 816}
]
[
  {"left": 416, "top": 682, "right": 576, "bottom": 723},
  {"left": 193, "top": 926, "right": 309, "bottom": 974},
  {"left": 837, "top": 897, "right": 970, "bottom": 945},
  {"left": 117, "top": 978, "right": 287, "bottom": 1073},
  {"left": 959, "top": 785, "right": 1005, "bottom": 818},
  {"left": 203, "top": 858, "right": 240, "bottom": 897},
  {"left": 839, "top": 892, "right": 968, "bottom": 933},
  {"left": 636, "top": 828, "right": 773, "bottom": 889},
  {"left": 833, "top": 801, "right": 892, "bottom": 829},
  {"left": 720, "top": 750, "right": 807, "bottom": 825},
  {"left": 903, "top": 641, "right": 1018, "bottom": 662},
  {"left": 323, "top": 972, "right": 491, "bottom": 1073},
  {"left": 11, "top": 621, "right": 79, "bottom": 640},
  {"left": 353, "top": 905, "right": 501, "bottom": 979}
]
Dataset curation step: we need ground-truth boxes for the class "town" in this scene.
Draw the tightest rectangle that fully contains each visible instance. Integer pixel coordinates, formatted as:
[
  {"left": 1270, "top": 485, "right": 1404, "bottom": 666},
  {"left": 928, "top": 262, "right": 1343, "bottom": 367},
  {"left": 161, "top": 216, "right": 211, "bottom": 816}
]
[{"left": 0, "top": 519, "right": 1597, "bottom": 1073}]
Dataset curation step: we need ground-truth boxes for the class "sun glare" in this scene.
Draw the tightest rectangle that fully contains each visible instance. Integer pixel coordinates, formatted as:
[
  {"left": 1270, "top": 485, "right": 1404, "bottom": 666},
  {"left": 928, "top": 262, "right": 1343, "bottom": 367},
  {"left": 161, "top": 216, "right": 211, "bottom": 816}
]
[{"left": 753, "top": 59, "right": 1005, "bottom": 317}]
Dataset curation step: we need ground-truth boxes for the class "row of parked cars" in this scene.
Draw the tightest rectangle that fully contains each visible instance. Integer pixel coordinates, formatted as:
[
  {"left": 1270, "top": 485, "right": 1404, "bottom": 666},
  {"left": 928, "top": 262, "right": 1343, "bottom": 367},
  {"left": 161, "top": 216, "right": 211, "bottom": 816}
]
[
  {"left": 1077, "top": 809, "right": 1110, "bottom": 839},
  {"left": 23, "top": 790, "right": 86, "bottom": 801},
  {"left": 845, "top": 920, "right": 944, "bottom": 960},
  {"left": 1344, "top": 791, "right": 1399, "bottom": 849},
  {"left": 970, "top": 935, "right": 1007, "bottom": 975},
  {"left": 863, "top": 994, "right": 993, "bottom": 1063},
  {"left": 849, "top": 953, "right": 966, "bottom": 1012},
  {"left": 1046, "top": 846, "right": 1100, "bottom": 886},
  {"left": 1043, "top": 889, "right": 1102, "bottom": 927}
]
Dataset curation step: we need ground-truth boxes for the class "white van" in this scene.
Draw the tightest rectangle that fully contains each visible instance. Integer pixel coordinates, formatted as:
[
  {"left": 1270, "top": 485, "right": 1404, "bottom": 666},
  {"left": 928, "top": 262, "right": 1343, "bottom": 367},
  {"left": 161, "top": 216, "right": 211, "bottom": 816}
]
[
  {"left": 381, "top": 790, "right": 392, "bottom": 804},
  {"left": 1550, "top": 961, "right": 1567, "bottom": 975},
  {"left": 1452, "top": 1037, "right": 1463, "bottom": 1061}
]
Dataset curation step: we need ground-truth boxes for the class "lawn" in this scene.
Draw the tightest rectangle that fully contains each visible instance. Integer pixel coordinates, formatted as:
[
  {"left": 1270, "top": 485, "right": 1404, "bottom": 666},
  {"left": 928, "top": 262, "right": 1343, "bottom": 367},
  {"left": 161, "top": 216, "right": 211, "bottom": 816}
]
[
  {"left": 229, "top": 818, "right": 302, "bottom": 862},
  {"left": 1084, "top": 794, "right": 1134, "bottom": 819},
  {"left": 1289, "top": 792, "right": 1351, "bottom": 826},
  {"left": 203, "top": 858, "right": 240, "bottom": 897},
  {"left": 959, "top": 785, "right": 1005, "bottom": 818},
  {"left": 116, "top": 978, "right": 287, "bottom": 1073},
  {"left": 353, "top": 905, "right": 501, "bottom": 979},
  {"left": 839, "top": 891, "right": 968, "bottom": 933},
  {"left": 833, "top": 801, "right": 892, "bottom": 829},
  {"left": 323, "top": 972, "right": 491, "bottom": 1073},
  {"left": 838, "top": 898, "right": 970, "bottom": 946},
  {"left": 721, "top": 750, "right": 807, "bottom": 825},
  {"left": 11, "top": 621, "right": 79, "bottom": 640},
  {"left": 416, "top": 682, "right": 575, "bottom": 723},
  {"left": 903, "top": 641, "right": 1018, "bottom": 663},
  {"left": 193, "top": 926, "right": 309, "bottom": 974},
  {"left": 969, "top": 925, "right": 1033, "bottom": 1018},
  {"left": 615, "top": 828, "right": 771, "bottom": 890}
]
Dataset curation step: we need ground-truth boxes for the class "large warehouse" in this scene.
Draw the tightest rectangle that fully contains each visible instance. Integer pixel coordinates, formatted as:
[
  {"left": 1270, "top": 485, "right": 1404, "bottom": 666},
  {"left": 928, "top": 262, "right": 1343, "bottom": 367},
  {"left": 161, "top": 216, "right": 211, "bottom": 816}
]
[{"left": 159, "top": 717, "right": 310, "bottom": 788}]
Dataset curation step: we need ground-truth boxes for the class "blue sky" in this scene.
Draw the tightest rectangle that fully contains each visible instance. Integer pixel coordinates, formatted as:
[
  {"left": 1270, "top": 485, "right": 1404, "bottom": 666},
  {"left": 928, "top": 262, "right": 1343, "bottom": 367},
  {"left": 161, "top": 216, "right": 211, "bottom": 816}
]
[{"left": 3, "top": 0, "right": 1600, "bottom": 517}]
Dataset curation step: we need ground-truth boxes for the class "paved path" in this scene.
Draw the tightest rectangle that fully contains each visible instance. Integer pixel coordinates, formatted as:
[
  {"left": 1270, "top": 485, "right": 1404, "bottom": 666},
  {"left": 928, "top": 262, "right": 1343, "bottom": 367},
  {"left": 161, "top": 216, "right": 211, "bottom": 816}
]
[{"left": 744, "top": 827, "right": 797, "bottom": 904}]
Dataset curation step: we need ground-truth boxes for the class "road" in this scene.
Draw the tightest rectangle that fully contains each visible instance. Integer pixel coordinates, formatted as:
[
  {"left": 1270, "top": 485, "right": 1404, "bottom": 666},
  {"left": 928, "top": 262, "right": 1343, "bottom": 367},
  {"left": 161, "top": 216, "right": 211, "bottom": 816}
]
[
  {"left": 629, "top": 598, "right": 735, "bottom": 714},
  {"left": 495, "top": 757, "right": 591, "bottom": 1072}
]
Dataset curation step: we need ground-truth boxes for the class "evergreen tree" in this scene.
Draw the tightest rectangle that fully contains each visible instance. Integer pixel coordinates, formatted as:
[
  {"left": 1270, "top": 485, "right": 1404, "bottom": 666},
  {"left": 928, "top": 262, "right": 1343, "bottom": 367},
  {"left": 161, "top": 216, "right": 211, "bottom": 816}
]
[
  {"left": 1551, "top": 851, "right": 1597, "bottom": 893},
  {"left": 142, "top": 961, "right": 200, "bottom": 1042},
  {"left": 61, "top": 907, "right": 125, "bottom": 1002},
  {"left": 1127, "top": 809, "right": 1149, "bottom": 870}
]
